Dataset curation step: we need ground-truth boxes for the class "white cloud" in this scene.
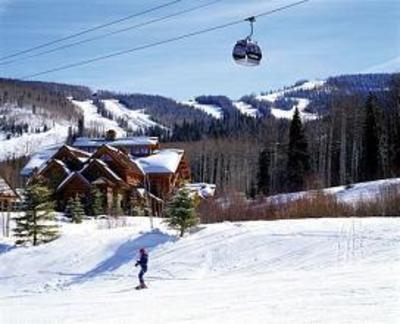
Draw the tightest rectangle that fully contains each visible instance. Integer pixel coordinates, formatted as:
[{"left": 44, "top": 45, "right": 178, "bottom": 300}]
[{"left": 364, "top": 56, "right": 400, "bottom": 73}]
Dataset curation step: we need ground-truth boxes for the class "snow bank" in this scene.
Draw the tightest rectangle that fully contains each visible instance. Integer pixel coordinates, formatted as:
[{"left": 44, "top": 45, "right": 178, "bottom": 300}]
[
  {"left": 267, "top": 177, "right": 400, "bottom": 206},
  {"left": 0, "top": 217, "right": 399, "bottom": 324}
]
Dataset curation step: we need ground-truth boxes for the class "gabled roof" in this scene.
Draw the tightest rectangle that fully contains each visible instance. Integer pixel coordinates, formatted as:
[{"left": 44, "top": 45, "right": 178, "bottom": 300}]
[
  {"left": 56, "top": 172, "right": 91, "bottom": 192},
  {"left": 38, "top": 159, "right": 71, "bottom": 176},
  {"left": 21, "top": 145, "right": 89, "bottom": 177},
  {"left": 53, "top": 145, "right": 90, "bottom": 162},
  {"left": 81, "top": 158, "right": 124, "bottom": 183},
  {"left": 21, "top": 145, "right": 60, "bottom": 177},
  {"left": 0, "top": 176, "right": 19, "bottom": 199},
  {"left": 134, "top": 149, "right": 185, "bottom": 174},
  {"left": 92, "top": 144, "right": 144, "bottom": 175}
]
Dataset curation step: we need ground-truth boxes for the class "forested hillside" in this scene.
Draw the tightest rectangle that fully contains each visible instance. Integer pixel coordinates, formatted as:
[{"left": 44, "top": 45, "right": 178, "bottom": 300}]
[{"left": 0, "top": 73, "right": 399, "bottom": 195}]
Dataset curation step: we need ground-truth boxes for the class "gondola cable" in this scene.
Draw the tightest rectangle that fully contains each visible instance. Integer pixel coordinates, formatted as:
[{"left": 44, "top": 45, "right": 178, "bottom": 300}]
[
  {"left": 21, "top": 0, "right": 309, "bottom": 80},
  {"left": 0, "top": 0, "right": 223, "bottom": 66},
  {"left": 0, "top": 0, "right": 184, "bottom": 63}
]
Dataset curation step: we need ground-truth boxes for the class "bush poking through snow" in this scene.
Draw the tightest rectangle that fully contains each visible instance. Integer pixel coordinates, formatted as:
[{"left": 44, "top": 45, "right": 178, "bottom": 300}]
[
  {"left": 13, "top": 177, "right": 59, "bottom": 246},
  {"left": 197, "top": 186, "right": 400, "bottom": 223},
  {"left": 165, "top": 188, "right": 199, "bottom": 237}
]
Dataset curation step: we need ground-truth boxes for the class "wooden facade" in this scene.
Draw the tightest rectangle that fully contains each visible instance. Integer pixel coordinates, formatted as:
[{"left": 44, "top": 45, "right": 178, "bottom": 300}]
[
  {"left": 32, "top": 138, "right": 191, "bottom": 216},
  {"left": 0, "top": 176, "right": 20, "bottom": 237}
]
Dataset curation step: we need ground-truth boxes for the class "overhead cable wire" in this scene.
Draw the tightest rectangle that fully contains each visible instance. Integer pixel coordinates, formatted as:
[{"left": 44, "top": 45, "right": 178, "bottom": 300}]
[
  {"left": 0, "top": 0, "right": 223, "bottom": 66},
  {"left": 0, "top": 0, "right": 183, "bottom": 62},
  {"left": 22, "top": 0, "right": 310, "bottom": 80}
]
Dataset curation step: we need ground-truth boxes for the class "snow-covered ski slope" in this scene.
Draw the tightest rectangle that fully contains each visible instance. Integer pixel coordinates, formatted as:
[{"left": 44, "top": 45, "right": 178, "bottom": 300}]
[
  {"left": 71, "top": 99, "right": 126, "bottom": 137},
  {"left": 0, "top": 103, "right": 71, "bottom": 161},
  {"left": 233, "top": 101, "right": 259, "bottom": 118},
  {"left": 181, "top": 100, "right": 223, "bottom": 119},
  {"left": 71, "top": 99, "right": 163, "bottom": 136},
  {"left": 0, "top": 124, "right": 70, "bottom": 162},
  {"left": 1, "top": 217, "right": 399, "bottom": 324},
  {"left": 101, "top": 99, "right": 163, "bottom": 131},
  {"left": 257, "top": 80, "right": 325, "bottom": 120}
]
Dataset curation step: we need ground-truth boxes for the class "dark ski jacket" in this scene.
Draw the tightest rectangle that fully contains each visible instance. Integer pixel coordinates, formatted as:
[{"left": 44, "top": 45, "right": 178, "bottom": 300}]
[{"left": 136, "top": 253, "right": 148, "bottom": 271}]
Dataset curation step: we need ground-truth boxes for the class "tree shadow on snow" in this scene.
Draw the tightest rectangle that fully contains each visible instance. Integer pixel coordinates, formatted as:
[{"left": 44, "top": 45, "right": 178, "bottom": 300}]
[{"left": 68, "top": 229, "right": 177, "bottom": 286}]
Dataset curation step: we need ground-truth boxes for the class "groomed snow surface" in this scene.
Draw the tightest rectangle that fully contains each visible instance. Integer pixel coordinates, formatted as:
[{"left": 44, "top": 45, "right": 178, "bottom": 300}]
[
  {"left": 101, "top": 100, "right": 163, "bottom": 132},
  {"left": 71, "top": 100, "right": 126, "bottom": 137},
  {"left": 0, "top": 217, "right": 399, "bottom": 324},
  {"left": 181, "top": 100, "right": 223, "bottom": 119},
  {"left": 256, "top": 80, "right": 325, "bottom": 121}
]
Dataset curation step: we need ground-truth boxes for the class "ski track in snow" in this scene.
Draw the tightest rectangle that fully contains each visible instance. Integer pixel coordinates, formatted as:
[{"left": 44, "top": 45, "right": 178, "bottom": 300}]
[{"left": 0, "top": 217, "right": 399, "bottom": 324}]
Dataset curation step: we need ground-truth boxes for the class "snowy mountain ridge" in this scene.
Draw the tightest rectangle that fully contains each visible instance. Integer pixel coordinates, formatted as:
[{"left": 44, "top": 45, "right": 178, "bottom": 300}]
[{"left": 0, "top": 73, "right": 396, "bottom": 162}]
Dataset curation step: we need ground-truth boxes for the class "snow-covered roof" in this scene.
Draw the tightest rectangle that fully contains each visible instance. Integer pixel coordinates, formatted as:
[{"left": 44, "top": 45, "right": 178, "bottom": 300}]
[
  {"left": 134, "top": 149, "right": 184, "bottom": 174},
  {"left": 0, "top": 176, "right": 19, "bottom": 198},
  {"left": 21, "top": 145, "right": 90, "bottom": 177},
  {"left": 64, "top": 145, "right": 91, "bottom": 157},
  {"left": 21, "top": 145, "right": 61, "bottom": 177},
  {"left": 185, "top": 183, "right": 216, "bottom": 199},
  {"left": 38, "top": 159, "right": 71, "bottom": 175},
  {"left": 73, "top": 136, "right": 159, "bottom": 147}
]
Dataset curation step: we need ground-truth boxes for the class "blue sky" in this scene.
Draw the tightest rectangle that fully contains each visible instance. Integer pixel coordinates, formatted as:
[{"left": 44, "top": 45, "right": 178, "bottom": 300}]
[{"left": 0, "top": 0, "right": 399, "bottom": 100}]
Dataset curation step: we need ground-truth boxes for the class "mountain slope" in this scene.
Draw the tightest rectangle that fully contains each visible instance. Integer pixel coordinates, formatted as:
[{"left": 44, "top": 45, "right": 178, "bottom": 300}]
[{"left": 0, "top": 217, "right": 398, "bottom": 324}]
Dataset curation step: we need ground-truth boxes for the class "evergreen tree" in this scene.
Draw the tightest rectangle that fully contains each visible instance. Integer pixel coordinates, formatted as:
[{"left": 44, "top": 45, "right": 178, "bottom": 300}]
[
  {"left": 286, "top": 108, "right": 310, "bottom": 191},
  {"left": 165, "top": 189, "right": 198, "bottom": 237},
  {"left": 111, "top": 195, "right": 123, "bottom": 217},
  {"left": 87, "top": 188, "right": 104, "bottom": 216},
  {"left": 14, "top": 178, "right": 59, "bottom": 246},
  {"left": 361, "top": 94, "right": 381, "bottom": 180},
  {"left": 66, "top": 195, "right": 85, "bottom": 223},
  {"left": 257, "top": 149, "right": 271, "bottom": 195}
]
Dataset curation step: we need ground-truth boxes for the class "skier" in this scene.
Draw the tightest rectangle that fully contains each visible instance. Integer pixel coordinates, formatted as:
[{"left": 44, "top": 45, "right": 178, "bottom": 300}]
[{"left": 135, "top": 248, "right": 148, "bottom": 289}]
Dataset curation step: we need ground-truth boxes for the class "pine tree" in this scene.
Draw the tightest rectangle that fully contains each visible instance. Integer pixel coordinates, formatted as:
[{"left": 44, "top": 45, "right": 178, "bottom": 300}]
[
  {"left": 88, "top": 188, "right": 104, "bottom": 216},
  {"left": 165, "top": 189, "right": 198, "bottom": 237},
  {"left": 14, "top": 178, "right": 59, "bottom": 246},
  {"left": 361, "top": 94, "right": 381, "bottom": 180},
  {"left": 111, "top": 195, "right": 123, "bottom": 217},
  {"left": 286, "top": 108, "right": 310, "bottom": 191},
  {"left": 257, "top": 149, "right": 271, "bottom": 195},
  {"left": 66, "top": 195, "right": 85, "bottom": 223}
]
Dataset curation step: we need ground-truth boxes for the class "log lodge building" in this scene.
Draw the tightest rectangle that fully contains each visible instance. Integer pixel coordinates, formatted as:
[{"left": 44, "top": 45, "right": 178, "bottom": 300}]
[{"left": 22, "top": 131, "right": 191, "bottom": 215}]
